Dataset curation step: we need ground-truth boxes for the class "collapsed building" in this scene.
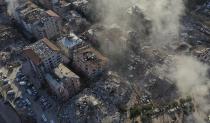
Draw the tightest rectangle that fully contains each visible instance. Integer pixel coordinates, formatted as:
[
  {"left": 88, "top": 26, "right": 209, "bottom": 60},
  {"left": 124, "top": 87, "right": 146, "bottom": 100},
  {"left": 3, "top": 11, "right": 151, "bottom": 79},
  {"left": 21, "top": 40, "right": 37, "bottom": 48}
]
[
  {"left": 32, "top": 0, "right": 59, "bottom": 9},
  {"left": 126, "top": 5, "right": 152, "bottom": 36},
  {"left": 23, "top": 38, "right": 62, "bottom": 87},
  {"left": 63, "top": 10, "right": 90, "bottom": 34},
  {"left": 72, "top": 46, "right": 109, "bottom": 78},
  {"left": 33, "top": 0, "right": 91, "bottom": 34},
  {"left": 81, "top": 24, "right": 128, "bottom": 55},
  {"left": 59, "top": 88, "right": 120, "bottom": 123},
  {"left": 0, "top": 0, "right": 6, "bottom": 13},
  {"left": 92, "top": 71, "right": 136, "bottom": 110},
  {"left": 0, "top": 24, "right": 22, "bottom": 49},
  {"left": 52, "top": 0, "right": 71, "bottom": 16},
  {"left": 14, "top": 1, "right": 62, "bottom": 39},
  {"left": 192, "top": 46, "right": 210, "bottom": 64}
]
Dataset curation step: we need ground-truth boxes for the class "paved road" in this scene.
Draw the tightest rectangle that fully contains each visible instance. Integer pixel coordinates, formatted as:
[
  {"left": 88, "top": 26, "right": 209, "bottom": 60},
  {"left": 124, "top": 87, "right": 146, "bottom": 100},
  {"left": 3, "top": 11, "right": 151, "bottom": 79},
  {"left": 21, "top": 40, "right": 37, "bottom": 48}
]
[
  {"left": 21, "top": 61, "right": 58, "bottom": 123},
  {"left": 0, "top": 99, "right": 21, "bottom": 123},
  {"left": 0, "top": 115, "right": 6, "bottom": 123}
]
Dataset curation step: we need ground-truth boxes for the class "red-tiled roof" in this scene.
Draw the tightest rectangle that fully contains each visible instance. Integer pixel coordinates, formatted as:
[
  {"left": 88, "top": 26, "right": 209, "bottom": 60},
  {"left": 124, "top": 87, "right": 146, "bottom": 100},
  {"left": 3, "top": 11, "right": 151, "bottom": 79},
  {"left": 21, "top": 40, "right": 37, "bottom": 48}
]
[
  {"left": 42, "top": 38, "right": 60, "bottom": 51},
  {"left": 23, "top": 48, "right": 41, "bottom": 65},
  {"left": 46, "top": 10, "right": 60, "bottom": 17}
]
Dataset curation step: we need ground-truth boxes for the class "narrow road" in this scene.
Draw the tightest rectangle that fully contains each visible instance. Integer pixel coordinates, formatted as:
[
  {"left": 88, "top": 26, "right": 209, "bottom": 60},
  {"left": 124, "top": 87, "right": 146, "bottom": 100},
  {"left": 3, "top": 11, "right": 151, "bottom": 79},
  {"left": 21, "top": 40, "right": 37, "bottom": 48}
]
[{"left": 0, "top": 99, "right": 22, "bottom": 123}]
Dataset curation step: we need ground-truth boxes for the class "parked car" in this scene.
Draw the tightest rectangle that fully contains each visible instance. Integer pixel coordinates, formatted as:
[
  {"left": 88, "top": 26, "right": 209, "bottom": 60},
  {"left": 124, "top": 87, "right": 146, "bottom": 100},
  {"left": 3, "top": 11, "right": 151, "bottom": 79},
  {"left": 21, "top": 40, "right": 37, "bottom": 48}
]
[
  {"left": 26, "top": 89, "right": 32, "bottom": 96},
  {"left": 19, "top": 81, "right": 26, "bottom": 86},
  {"left": 25, "top": 98, "right": 31, "bottom": 106},
  {"left": 41, "top": 114, "right": 48, "bottom": 123}
]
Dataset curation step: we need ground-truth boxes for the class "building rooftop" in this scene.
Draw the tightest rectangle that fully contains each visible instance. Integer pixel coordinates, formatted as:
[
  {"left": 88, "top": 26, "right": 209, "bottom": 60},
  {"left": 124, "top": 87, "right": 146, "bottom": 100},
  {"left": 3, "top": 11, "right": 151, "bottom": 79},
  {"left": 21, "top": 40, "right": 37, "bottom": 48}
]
[
  {"left": 74, "top": 47, "right": 108, "bottom": 68},
  {"left": 58, "top": 33, "right": 84, "bottom": 49},
  {"left": 192, "top": 46, "right": 210, "bottom": 54},
  {"left": 54, "top": 63, "right": 79, "bottom": 79},
  {"left": 0, "top": 24, "right": 20, "bottom": 43},
  {"left": 72, "top": 0, "right": 88, "bottom": 8},
  {"left": 23, "top": 48, "right": 42, "bottom": 65},
  {"left": 23, "top": 8, "right": 46, "bottom": 24},
  {"left": 46, "top": 10, "right": 60, "bottom": 18},
  {"left": 16, "top": 1, "right": 42, "bottom": 23},
  {"left": 23, "top": 38, "right": 60, "bottom": 65},
  {"left": 54, "top": 0, "right": 71, "bottom": 8},
  {"left": 16, "top": 1, "right": 59, "bottom": 24}
]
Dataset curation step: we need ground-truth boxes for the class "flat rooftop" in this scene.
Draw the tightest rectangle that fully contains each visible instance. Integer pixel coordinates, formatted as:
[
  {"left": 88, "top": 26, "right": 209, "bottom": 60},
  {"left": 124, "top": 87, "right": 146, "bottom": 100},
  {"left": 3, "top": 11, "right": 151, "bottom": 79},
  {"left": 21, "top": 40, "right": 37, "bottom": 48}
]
[
  {"left": 23, "top": 38, "right": 60, "bottom": 65},
  {"left": 54, "top": 63, "right": 79, "bottom": 79},
  {"left": 74, "top": 46, "right": 108, "bottom": 68}
]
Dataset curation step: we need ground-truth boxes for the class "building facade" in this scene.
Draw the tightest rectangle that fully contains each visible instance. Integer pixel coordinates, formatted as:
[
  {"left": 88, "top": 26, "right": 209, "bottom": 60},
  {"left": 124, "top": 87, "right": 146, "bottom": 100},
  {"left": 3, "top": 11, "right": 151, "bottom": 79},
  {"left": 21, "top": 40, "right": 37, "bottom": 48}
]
[
  {"left": 14, "top": 1, "right": 62, "bottom": 39},
  {"left": 44, "top": 63, "right": 80, "bottom": 100},
  {"left": 45, "top": 73, "right": 69, "bottom": 100},
  {"left": 23, "top": 38, "right": 62, "bottom": 87},
  {"left": 57, "top": 33, "right": 85, "bottom": 59},
  {"left": 72, "top": 46, "right": 109, "bottom": 78},
  {"left": 54, "top": 63, "right": 80, "bottom": 97}
]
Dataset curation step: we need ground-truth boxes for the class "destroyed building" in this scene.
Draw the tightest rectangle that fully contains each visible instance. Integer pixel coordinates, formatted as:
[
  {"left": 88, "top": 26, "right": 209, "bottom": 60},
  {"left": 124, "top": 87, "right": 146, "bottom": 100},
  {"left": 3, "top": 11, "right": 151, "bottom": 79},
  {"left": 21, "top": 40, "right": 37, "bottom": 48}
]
[
  {"left": 81, "top": 24, "right": 128, "bottom": 55},
  {"left": 192, "top": 46, "right": 210, "bottom": 64},
  {"left": 63, "top": 10, "right": 90, "bottom": 34},
  {"left": 126, "top": 5, "right": 152, "bottom": 36},
  {"left": 71, "top": 0, "right": 89, "bottom": 16},
  {"left": 32, "top": 0, "right": 59, "bottom": 9},
  {"left": 14, "top": 1, "right": 62, "bottom": 39},
  {"left": 92, "top": 71, "right": 136, "bottom": 109},
  {"left": 0, "top": 24, "right": 22, "bottom": 49},
  {"left": 59, "top": 88, "right": 120, "bottom": 123},
  {"left": 72, "top": 46, "right": 109, "bottom": 78},
  {"left": 0, "top": 0, "right": 6, "bottom": 13},
  {"left": 52, "top": 0, "right": 71, "bottom": 17}
]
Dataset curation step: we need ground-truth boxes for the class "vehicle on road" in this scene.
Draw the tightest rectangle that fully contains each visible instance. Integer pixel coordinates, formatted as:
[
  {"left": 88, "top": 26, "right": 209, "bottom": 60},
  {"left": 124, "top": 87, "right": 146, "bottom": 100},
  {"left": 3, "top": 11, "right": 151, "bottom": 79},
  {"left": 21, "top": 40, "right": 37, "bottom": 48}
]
[
  {"left": 26, "top": 89, "right": 32, "bottom": 95},
  {"left": 41, "top": 114, "right": 48, "bottom": 123},
  {"left": 19, "top": 81, "right": 26, "bottom": 86}
]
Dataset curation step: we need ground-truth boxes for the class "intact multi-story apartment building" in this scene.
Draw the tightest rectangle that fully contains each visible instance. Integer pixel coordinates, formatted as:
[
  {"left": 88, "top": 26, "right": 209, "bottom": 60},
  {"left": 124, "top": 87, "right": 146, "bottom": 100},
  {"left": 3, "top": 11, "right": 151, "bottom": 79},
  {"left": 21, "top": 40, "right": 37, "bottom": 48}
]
[
  {"left": 57, "top": 33, "right": 86, "bottom": 59},
  {"left": 23, "top": 38, "right": 62, "bottom": 87},
  {"left": 45, "top": 63, "right": 80, "bottom": 100},
  {"left": 54, "top": 63, "right": 80, "bottom": 96},
  {"left": 14, "top": 1, "right": 62, "bottom": 39}
]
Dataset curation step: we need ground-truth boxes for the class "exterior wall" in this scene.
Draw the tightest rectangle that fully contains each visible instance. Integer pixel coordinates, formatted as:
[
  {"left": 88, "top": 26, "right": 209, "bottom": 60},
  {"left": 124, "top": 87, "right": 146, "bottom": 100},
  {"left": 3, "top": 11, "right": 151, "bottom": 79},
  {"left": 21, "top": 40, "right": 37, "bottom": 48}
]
[
  {"left": 45, "top": 74, "right": 69, "bottom": 100},
  {"left": 43, "top": 53, "right": 62, "bottom": 71},
  {"left": 63, "top": 77, "right": 80, "bottom": 96},
  {"left": 32, "top": 17, "right": 61, "bottom": 39},
  {"left": 29, "top": 60, "right": 43, "bottom": 88},
  {"left": 37, "top": 0, "right": 52, "bottom": 9},
  {"left": 15, "top": 8, "right": 61, "bottom": 39},
  {"left": 45, "top": 17, "right": 61, "bottom": 39},
  {"left": 32, "top": 24, "right": 45, "bottom": 39},
  {"left": 71, "top": 78, "right": 80, "bottom": 92},
  {"left": 34, "top": 0, "right": 59, "bottom": 9},
  {"left": 52, "top": 3, "right": 70, "bottom": 18},
  {"left": 20, "top": 20, "right": 32, "bottom": 33},
  {"left": 72, "top": 54, "right": 106, "bottom": 78}
]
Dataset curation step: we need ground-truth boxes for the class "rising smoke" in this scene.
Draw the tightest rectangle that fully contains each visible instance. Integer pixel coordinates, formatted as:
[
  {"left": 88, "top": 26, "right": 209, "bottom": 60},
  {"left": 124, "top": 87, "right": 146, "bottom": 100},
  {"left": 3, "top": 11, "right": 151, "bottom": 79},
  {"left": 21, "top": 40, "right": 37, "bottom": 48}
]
[
  {"left": 4, "top": 0, "right": 209, "bottom": 122},
  {"left": 168, "top": 55, "right": 210, "bottom": 123},
  {"left": 5, "top": 0, "right": 19, "bottom": 15},
  {"left": 94, "top": 0, "right": 210, "bottom": 122},
  {"left": 137, "top": 0, "right": 185, "bottom": 47},
  {"left": 94, "top": 0, "right": 185, "bottom": 48}
]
